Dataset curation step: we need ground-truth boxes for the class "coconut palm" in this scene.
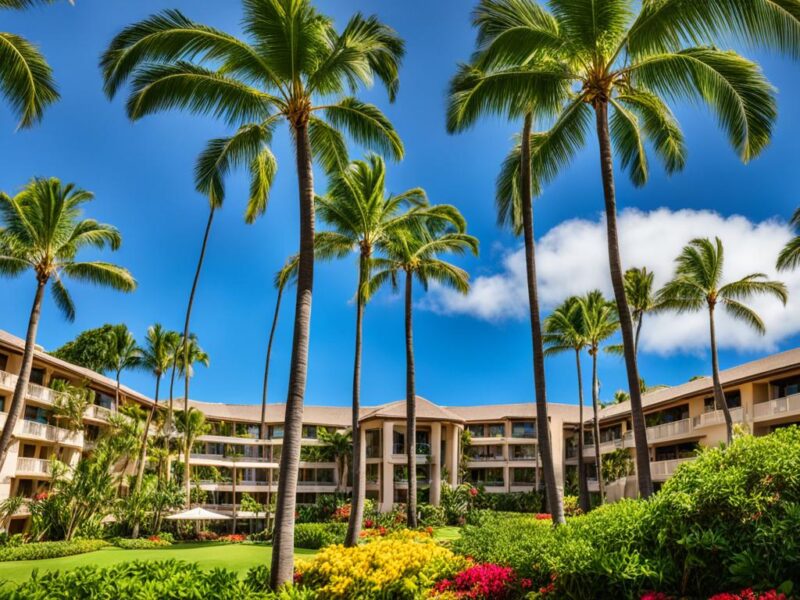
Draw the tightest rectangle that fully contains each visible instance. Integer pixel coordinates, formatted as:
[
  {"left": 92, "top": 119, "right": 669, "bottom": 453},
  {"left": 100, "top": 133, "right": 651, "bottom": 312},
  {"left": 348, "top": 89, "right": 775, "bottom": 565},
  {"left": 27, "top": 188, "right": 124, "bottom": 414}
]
[
  {"left": 577, "top": 290, "right": 620, "bottom": 504},
  {"left": 106, "top": 324, "right": 142, "bottom": 412},
  {"left": 317, "top": 427, "right": 352, "bottom": 497},
  {"left": 368, "top": 217, "right": 478, "bottom": 527},
  {"left": 50, "top": 380, "right": 91, "bottom": 470},
  {"left": 657, "top": 237, "right": 787, "bottom": 443},
  {"left": 174, "top": 407, "right": 210, "bottom": 508},
  {"left": 624, "top": 267, "right": 663, "bottom": 356},
  {"left": 102, "top": 4, "right": 404, "bottom": 583},
  {"left": 0, "top": 178, "right": 135, "bottom": 469},
  {"left": 132, "top": 324, "right": 180, "bottom": 537},
  {"left": 543, "top": 297, "right": 589, "bottom": 512},
  {"left": 448, "top": 0, "right": 795, "bottom": 497},
  {"left": 0, "top": 0, "right": 62, "bottom": 129},
  {"left": 777, "top": 208, "right": 800, "bottom": 272},
  {"left": 315, "top": 155, "right": 467, "bottom": 544}
]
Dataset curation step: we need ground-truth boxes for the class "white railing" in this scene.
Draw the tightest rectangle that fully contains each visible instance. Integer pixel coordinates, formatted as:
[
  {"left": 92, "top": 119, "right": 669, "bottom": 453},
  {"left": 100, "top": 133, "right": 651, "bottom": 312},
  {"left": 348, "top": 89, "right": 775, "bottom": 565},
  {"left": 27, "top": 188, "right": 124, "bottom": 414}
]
[
  {"left": 692, "top": 407, "right": 745, "bottom": 429},
  {"left": 624, "top": 417, "right": 694, "bottom": 446},
  {"left": 650, "top": 457, "right": 694, "bottom": 480},
  {"left": 84, "top": 404, "right": 114, "bottom": 421},
  {"left": 753, "top": 394, "right": 800, "bottom": 421},
  {"left": 584, "top": 437, "right": 624, "bottom": 457},
  {"left": 16, "top": 457, "right": 51, "bottom": 476},
  {"left": 0, "top": 370, "right": 17, "bottom": 390},
  {"left": 18, "top": 419, "right": 81, "bottom": 445}
]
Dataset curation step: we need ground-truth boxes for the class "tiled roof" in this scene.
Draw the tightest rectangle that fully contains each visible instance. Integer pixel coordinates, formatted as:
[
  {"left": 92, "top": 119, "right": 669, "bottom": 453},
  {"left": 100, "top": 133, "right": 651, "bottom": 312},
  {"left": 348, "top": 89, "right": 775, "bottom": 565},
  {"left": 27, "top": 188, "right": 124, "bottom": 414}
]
[{"left": 359, "top": 396, "right": 465, "bottom": 423}]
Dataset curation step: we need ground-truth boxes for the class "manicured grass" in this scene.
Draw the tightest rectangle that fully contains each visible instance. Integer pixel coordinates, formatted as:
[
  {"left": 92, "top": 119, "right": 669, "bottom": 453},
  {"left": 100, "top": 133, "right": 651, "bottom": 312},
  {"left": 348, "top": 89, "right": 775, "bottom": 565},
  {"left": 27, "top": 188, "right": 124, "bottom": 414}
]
[
  {"left": 433, "top": 526, "right": 461, "bottom": 541},
  {"left": 0, "top": 542, "right": 317, "bottom": 586}
]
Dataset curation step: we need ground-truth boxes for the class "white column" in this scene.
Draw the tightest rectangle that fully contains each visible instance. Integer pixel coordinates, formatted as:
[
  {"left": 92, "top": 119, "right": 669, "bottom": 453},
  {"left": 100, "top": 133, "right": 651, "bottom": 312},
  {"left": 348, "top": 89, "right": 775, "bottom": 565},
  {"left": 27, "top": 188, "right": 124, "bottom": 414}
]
[
  {"left": 430, "top": 422, "right": 442, "bottom": 505},
  {"left": 380, "top": 421, "right": 394, "bottom": 512},
  {"left": 358, "top": 425, "right": 366, "bottom": 498},
  {"left": 450, "top": 424, "right": 460, "bottom": 486},
  {"left": 549, "top": 416, "right": 565, "bottom": 496}
]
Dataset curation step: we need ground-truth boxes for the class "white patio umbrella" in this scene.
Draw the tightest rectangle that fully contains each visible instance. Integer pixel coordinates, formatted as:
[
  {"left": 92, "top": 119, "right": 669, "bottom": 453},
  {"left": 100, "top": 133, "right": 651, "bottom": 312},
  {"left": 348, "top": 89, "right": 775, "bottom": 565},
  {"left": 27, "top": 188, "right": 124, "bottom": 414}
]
[{"left": 166, "top": 507, "right": 231, "bottom": 521}]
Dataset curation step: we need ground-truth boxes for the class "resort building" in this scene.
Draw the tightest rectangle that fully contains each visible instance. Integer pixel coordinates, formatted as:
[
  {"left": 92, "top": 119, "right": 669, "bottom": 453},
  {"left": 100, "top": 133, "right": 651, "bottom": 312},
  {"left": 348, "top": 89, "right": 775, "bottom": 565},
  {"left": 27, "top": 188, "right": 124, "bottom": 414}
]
[{"left": 1, "top": 327, "right": 800, "bottom": 532}]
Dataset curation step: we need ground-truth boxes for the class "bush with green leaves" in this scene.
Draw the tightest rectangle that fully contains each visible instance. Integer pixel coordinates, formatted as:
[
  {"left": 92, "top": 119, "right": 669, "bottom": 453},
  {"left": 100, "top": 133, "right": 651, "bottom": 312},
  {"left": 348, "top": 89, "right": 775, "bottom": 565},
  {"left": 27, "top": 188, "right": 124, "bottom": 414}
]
[
  {"left": 1, "top": 560, "right": 287, "bottom": 599},
  {"left": 454, "top": 427, "right": 800, "bottom": 599},
  {"left": 293, "top": 522, "right": 347, "bottom": 549},
  {"left": 0, "top": 539, "right": 110, "bottom": 562},
  {"left": 112, "top": 537, "right": 171, "bottom": 549},
  {"left": 416, "top": 503, "right": 446, "bottom": 527}
]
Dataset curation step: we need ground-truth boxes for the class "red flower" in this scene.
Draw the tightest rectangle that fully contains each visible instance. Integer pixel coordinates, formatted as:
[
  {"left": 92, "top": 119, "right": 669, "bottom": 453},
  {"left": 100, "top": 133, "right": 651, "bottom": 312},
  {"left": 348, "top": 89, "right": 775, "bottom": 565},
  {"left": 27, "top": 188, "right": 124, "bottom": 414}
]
[
  {"left": 364, "top": 518, "right": 374, "bottom": 529},
  {"left": 469, "top": 487, "right": 478, "bottom": 497},
  {"left": 534, "top": 513, "right": 552, "bottom": 521}
]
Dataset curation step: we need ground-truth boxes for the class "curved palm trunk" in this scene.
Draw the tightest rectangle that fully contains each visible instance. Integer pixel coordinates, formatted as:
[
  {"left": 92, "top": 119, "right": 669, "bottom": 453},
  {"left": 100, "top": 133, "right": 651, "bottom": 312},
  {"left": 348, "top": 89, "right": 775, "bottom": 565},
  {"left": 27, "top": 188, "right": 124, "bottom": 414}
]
[
  {"left": 165, "top": 360, "right": 179, "bottom": 482},
  {"left": 0, "top": 279, "right": 46, "bottom": 470},
  {"left": 184, "top": 437, "right": 192, "bottom": 508},
  {"left": 590, "top": 349, "right": 605, "bottom": 503},
  {"left": 708, "top": 305, "right": 733, "bottom": 443},
  {"left": 575, "top": 350, "right": 589, "bottom": 513},
  {"left": 114, "top": 371, "right": 121, "bottom": 413},
  {"left": 520, "top": 113, "right": 565, "bottom": 524},
  {"left": 132, "top": 374, "right": 161, "bottom": 538},
  {"left": 345, "top": 253, "right": 367, "bottom": 546},
  {"left": 260, "top": 285, "right": 283, "bottom": 538},
  {"left": 270, "top": 119, "right": 315, "bottom": 590},
  {"left": 634, "top": 315, "right": 644, "bottom": 358},
  {"left": 404, "top": 270, "right": 418, "bottom": 528},
  {"left": 593, "top": 102, "right": 653, "bottom": 498}
]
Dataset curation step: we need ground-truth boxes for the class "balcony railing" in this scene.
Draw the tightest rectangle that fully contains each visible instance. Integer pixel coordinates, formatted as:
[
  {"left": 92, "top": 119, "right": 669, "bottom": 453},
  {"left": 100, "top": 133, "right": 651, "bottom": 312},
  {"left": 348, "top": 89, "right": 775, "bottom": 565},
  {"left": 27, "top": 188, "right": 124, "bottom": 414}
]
[
  {"left": 692, "top": 407, "right": 745, "bottom": 429},
  {"left": 623, "top": 417, "right": 694, "bottom": 446},
  {"left": 18, "top": 419, "right": 81, "bottom": 445},
  {"left": 583, "top": 437, "right": 624, "bottom": 457},
  {"left": 467, "top": 454, "right": 504, "bottom": 462},
  {"left": 753, "top": 394, "right": 800, "bottom": 421},
  {"left": 650, "top": 457, "right": 694, "bottom": 480},
  {"left": 510, "top": 454, "right": 537, "bottom": 461},
  {"left": 0, "top": 370, "right": 16, "bottom": 390},
  {"left": 16, "top": 457, "right": 51, "bottom": 476},
  {"left": 392, "top": 442, "right": 431, "bottom": 456}
]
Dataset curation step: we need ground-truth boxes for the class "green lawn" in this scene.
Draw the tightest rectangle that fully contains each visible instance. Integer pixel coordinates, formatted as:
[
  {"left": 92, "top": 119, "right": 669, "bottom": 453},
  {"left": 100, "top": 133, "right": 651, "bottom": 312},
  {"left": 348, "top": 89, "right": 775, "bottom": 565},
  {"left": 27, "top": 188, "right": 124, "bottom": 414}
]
[{"left": 0, "top": 543, "right": 317, "bottom": 586}]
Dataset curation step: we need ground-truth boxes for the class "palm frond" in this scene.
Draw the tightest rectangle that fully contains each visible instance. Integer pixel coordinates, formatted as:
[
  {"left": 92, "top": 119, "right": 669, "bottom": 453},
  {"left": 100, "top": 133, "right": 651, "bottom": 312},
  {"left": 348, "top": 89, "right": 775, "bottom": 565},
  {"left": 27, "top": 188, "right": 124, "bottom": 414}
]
[
  {"left": 719, "top": 274, "right": 788, "bottom": 304},
  {"left": 308, "top": 117, "right": 349, "bottom": 173},
  {"left": 722, "top": 298, "right": 767, "bottom": 334},
  {"left": 0, "top": 32, "right": 59, "bottom": 128},
  {"left": 416, "top": 259, "right": 472, "bottom": 294},
  {"left": 61, "top": 262, "right": 137, "bottom": 292},
  {"left": 50, "top": 275, "right": 75, "bottom": 321},
  {"left": 322, "top": 98, "right": 404, "bottom": 161},
  {"left": 777, "top": 207, "right": 800, "bottom": 271},
  {"left": 609, "top": 99, "right": 649, "bottom": 187},
  {"left": 548, "top": 0, "right": 632, "bottom": 59},
  {"left": 245, "top": 147, "right": 278, "bottom": 224}
]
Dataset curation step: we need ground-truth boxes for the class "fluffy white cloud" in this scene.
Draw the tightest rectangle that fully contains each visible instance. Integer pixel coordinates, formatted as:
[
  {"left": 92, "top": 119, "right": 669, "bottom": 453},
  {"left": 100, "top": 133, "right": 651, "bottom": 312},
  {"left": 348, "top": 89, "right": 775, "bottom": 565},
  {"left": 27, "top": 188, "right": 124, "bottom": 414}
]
[{"left": 422, "top": 208, "right": 800, "bottom": 354}]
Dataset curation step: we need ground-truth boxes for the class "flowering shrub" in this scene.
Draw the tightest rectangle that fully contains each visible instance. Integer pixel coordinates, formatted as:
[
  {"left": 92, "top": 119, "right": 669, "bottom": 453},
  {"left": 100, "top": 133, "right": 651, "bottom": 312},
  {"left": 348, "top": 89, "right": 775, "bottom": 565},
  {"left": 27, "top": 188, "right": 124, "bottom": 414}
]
[
  {"left": 113, "top": 536, "right": 171, "bottom": 549},
  {"left": 332, "top": 504, "right": 351, "bottom": 522},
  {"left": 294, "top": 522, "right": 347, "bottom": 549},
  {"left": 708, "top": 589, "right": 787, "bottom": 600},
  {"left": 431, "top": 563, "right": 533, "bottom": 599},
  {"left": 296, "top": 530, "right": 464, "bottom": 598},
  {"left": 218, "top": 533, "right": 246, "bottom": 543},
  {"left": 534, "top": 513, "right": 551, "bottom": 521}
]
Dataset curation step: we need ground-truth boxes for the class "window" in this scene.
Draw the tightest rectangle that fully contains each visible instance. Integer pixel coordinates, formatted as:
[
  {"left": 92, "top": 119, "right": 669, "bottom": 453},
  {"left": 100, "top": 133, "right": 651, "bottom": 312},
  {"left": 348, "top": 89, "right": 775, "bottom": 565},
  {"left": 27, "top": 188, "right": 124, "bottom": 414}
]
[
  {"left": 24, "top": 405, "right": 49, "bottom": 424},
  {"left": 488, "top": 423, "right": 505, "bottom": 438},
  {"left": 365, "top": 429, "right": 381, "bottom": 458},
  {"left": 772, "top": 376, "right": 800, "bottom": 399},
  {"left": 0, "top": 353, "right": 8, "bottom": 372},
  {"left": 302, "top": 425, "right": 317, "bottom": 439},
  {"left": 511, "top": 445, "right": 536, "bottom": 460},
  {"left": 272, "top": 446, "right": 282, "bottom": 461},
  {"left": 600, "top": 424, "right": 622, "bottom": 442},
  {"left": 511, "top": 421, "right": 535, "bottom": 438},
  {"left": 270, "top": 425, "right": 284, "bottom": 439},
  {"left": 704, "top": 390, "right": 741, "bottom": 412},
  {"left": 467, "top": 424, "right": 484, "bottom": 437},
  {"left": 0, "top": 395, "right": 6, "bottom": 413},
  {"left": 467, "top": 468, "right": 503, "bottom": 486},
  {"left": 366, "top": 463, "right": 379, "bottom": 483},
  {"left": 29, "top": 368, "right": 45, "bottom": 386},
  {"left": 512, "top": 467, "right": 536, "bottom": 484},
  {"left": 654, "top": 442, "right": 699, "bottom": 461}
]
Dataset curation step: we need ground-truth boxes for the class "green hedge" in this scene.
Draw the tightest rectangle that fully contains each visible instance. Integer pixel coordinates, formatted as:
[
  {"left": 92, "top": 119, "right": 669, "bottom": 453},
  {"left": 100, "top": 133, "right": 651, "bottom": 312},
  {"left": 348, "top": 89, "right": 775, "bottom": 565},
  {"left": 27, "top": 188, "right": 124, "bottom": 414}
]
[
  {"left": 293, "top": 522, "right": 347, "bottom": 549},
  {"left": 112, "top": 537, "right": 172, "bottom": 549},
  {"left": 0, "top": 539, "right": 110, "bottom": 562},
  {"left": 0, "top": 560, "right": 302, "bottom": 599},
  {"left": 454, "top": 427, "right": 800, "bottom": 599}
]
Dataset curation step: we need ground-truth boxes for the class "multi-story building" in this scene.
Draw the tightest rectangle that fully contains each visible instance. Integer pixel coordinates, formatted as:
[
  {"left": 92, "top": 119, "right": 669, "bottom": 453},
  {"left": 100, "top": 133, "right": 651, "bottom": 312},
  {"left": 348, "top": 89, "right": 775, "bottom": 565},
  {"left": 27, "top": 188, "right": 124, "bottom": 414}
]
[{"left": 2, "top": 327, "right": 800, "bottom": 533}]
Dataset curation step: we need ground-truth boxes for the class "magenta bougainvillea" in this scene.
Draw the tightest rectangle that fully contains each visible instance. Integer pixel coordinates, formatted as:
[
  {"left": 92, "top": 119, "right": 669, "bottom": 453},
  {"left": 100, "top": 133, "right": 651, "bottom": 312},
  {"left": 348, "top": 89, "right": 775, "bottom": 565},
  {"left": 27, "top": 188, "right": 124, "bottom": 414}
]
[
  {"left": 432, "top": 563, "right": 532, "bottom": 599},
  {"left": 641, "top": 590, "right": 786, "bottom": 600}
]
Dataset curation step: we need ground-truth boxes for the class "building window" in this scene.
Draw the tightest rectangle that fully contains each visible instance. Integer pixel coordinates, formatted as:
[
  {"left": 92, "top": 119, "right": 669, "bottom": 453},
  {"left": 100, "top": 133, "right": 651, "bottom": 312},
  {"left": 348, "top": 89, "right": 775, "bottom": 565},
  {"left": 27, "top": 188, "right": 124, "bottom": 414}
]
[
  {"left": 365, "top": 429, "right": 381, "bottom": 458},
  {"left": 302, "top": 425, "right": 317, "bottom": 439},
  {"left": 512, "top": 468, "right": 536, "bottom": 484},
  {"left": 772, "top": 376, "right": 800, "bottom": 399},
  {"left": 0, "top": 395, "right": 6, "bottom": 413},
  {"left": 600, "top": 424, "right": 622, "bottom": 442},
  {"left": 366, "top": 463, "right": 379, "bottom": 483},
  {"left": 511, "top": 445, "right": 536, "bottom": 460},
  {"left": 467, "top": 424, "right": 484, "bottom": 437},
  {"left": 467, "top": 468, "right": 504, "bottom": 486},
  {"left": 24, "top": 405, "right": 49, "bottom": 424},
  {"left": 270, "top": 425, "right": 284, "bottom": 439},
  {"left": 704, "top": 390, "right": 742, "bottom": 412},
  {"left": 511, "top": 421, "right": 535, "bottom": 438},
  {"left": 29, "top": 368, "right": 45, "bottom": 386},
  {"left": 487, "top": 423, "right": 505, "bottom": 438},
  {"left": 0, "top": 353, "right": 8, "bottom": 372}
]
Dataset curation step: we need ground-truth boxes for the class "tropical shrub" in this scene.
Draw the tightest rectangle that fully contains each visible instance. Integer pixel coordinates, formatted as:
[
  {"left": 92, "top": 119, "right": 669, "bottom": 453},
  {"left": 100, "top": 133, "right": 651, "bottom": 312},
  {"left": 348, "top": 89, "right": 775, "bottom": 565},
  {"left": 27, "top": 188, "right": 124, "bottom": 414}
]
[
  {"left": 112, "top": 536, "right": 171, "bottom": 549},
  {"left": 2, "top": 560, "right": 276, "bottom": 599},
  {"left": 218, "top": 534, "right": 246, "bottom": 543},
  {"left": 294, "top": 522, "right": 347, "bottom": 549},
  {"left": 562, "top": 495, "right": 583, "bottom": 517},
  {"left": 453, "top": 428, "right": 800, "bottom": 599},
  {"left": 417, "top": 503, "right": 446, "bottom": 527},
  {"left": 0, "top": 539, "right": 110, "bottom": 562},
  {"left": 431, "top": 563, "right": 533, "bottom": 599},
  {"left": 295, "top": 530, "right": 465, "bottom": 598}
]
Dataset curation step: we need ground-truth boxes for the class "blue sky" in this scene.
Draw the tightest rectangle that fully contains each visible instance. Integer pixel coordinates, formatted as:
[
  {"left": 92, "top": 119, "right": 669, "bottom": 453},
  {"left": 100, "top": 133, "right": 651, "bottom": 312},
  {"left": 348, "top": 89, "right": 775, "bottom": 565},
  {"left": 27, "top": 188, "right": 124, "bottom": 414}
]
[{"left": 2, "top": 1, "right": 799, "bottom": 410}]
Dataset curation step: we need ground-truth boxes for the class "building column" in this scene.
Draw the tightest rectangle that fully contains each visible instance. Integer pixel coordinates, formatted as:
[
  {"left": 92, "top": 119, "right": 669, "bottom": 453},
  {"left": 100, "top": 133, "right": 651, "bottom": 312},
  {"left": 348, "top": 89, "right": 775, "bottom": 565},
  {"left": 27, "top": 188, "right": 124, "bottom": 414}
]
[
  {"left": 380, "top": 421, "right": 394, "bottom": 512},
  {"left": 549, "top": 416, "right": 565, "bottom": 496},
  {"left": 358, "top": 425, "right": 366, "bottom": 498},
  {"left": 449, "top": 424, "right": 460, "bottom": 486},
  {"left": 430, "top": 422, "right": 442, "bottom": 505}
]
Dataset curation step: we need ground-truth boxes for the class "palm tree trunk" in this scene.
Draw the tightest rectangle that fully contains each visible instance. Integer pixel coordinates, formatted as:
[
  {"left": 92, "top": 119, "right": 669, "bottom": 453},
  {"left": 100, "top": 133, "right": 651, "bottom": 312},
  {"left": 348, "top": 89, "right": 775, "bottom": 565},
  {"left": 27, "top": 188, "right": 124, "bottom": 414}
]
[
  {"left": 270, "top": 117, "right": 315, "bottom": 590},
  {"left": 593, "top": 101, "right": 653, "bottom": 498},
  {"left": 520, "top": 112, "right": 565, "bottom": 524},
  {"left": 165, "top": 360, "right": 178, "bottom": 482},
  {"left": 132, "top": 374, "right": 161, "bottom": 538},
  {"left": 260, "top": 285, "right": 284, "bottom": 446},
  {"left": 184, "top": 439, "right": 192, "bottom": 508},
  {"left": 404, "top": 269, "right": 418, "bottom": 528},
  {"left": 708, "top": 305, "right": 733, "bottom": 443},
  {"left": 591, "top": 349, "right": 605, "bottom": 503},
  {"left": 0, "top": 279, "right": 46, "bottom": 471},
  {"left": 232, "top": 465, "right": 237, "bottom": 534},
  {"left": 575, "top": 350, "right": 589, "bottom": 513},
  {"left": 634, "top": 315, "right": 644, "bottom": 358},
  {"left": 114, "top": 371, "right": 121, "bottom": 413},
  {"left": 345, "top": 252, "right": 367, "bottom": 546}
]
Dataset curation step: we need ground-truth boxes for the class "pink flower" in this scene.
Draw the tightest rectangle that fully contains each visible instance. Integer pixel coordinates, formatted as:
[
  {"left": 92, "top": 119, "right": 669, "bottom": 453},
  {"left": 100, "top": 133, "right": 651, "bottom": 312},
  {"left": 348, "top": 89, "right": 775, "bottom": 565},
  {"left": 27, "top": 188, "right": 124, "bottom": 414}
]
[{"left": 469, "top": 487, "right": 478, "bottom": 497}]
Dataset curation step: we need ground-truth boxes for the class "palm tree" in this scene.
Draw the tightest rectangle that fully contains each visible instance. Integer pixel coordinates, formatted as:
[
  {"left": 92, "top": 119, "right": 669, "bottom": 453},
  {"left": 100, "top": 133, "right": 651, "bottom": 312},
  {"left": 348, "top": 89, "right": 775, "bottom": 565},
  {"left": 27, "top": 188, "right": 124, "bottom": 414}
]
[
  {"left": 102, "top": 5, "right": 404, "bottom": 584},
  {"left": 657, "top": 237, "right": 787, "bottom": 443},
  {"left": 317, "top": 427, "right": 352, "bottom": 497},
  {"left": 315, "top": 155, "right": 466, "bottom": 545},
  {"left": 226, "top": 446, "right": 243, "bottom": 533},
  {"left": 577, "top": 290, "right": 620, "bottom": 504},
  {"left": 0, "top": 0, "right": 62, "bottom": 129},
  {"left": 50, "top": 379, "right": 91, "bottom": 469},
  {"left": 0, "top": 178, "right": 135, "bottom": 469},
  {"left": 624, "top": 267, "right": 663, "bottom": 357},
  {"left": 777, "top": 208, "right": 800, "bottom": 272},
  {"left": 448, "top": 0, "right": 795, "bottom": 498},
  {"left": 174, "top": 407, "right": 210, "bottom": 508},
  {"left": 106, "top": 324, "right": 142, "bottom": 412},
  {"left": 132, "top": 324, "right": 180, "bottom": 538},
  {"left": 543, "top": 297, "right": 589, "bottom": 512},
  {"left": 369, "top": 217, "right": 478, "bottom": 527}
]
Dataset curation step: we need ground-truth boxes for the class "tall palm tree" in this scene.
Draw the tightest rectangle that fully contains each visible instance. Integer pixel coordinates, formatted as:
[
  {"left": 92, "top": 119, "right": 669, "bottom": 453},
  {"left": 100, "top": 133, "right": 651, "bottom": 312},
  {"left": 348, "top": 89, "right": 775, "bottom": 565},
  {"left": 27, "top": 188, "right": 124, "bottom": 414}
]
[
  {"left": 577, "top": 290, "right": 620, "bottom": 504},
  {"left": 49, "top": 379, "right": 91, "bottom": 468},
  {"left": 132, "top": 324, "right": 180, "bottom": 538},
  {"left": 226, "top": 446, "right": 243, "bottom": 533},
  {"left": 777, "top": 208, "right": 800, "bottom": 272},
  {"left": 543, "top": 297, "right": 589, "bottom": 512},
  {"left": 106, "top": 324, "right": 142, "bottom": 412},
  {"left": 175, "top": 407, "right": 210, "bottom": 508},
  {"left": 448, "top": 0, "right": 796, "bottom": 497},
  {"left": 317, "top": 427, "right": 352, "bottom": 497},
  {"left": 315, "top": 155, "right": 466, "bottom": 545},
  {"left": 624, "top": 267, "right": 662, "bottom": 357},
  {"left": 369, "top": 217, "right": 478, "bottom": 527},
  {"left": 0, "top": 177, "right": 135, "bottom": 469},
  {"left": 102, "top": 5, "right": 404, "bottom": 585},
  {"left": 0, "top": 0, "right": 62, "bottom": 129},
  {"left": 657, "top": 237, "right": 787, "bottom": 443}
]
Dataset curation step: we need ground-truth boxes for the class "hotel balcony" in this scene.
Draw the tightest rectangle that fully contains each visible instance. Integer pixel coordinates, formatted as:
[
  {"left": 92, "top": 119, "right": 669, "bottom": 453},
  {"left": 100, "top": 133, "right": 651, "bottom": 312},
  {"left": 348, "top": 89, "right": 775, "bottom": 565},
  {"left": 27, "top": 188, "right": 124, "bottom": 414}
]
[
  {"left": 16, "top": 419, "right": 83, "bottom": 447},
  {"left": 623, "top": 417, "right": 696, "bottom": 447},
  {"left": 188, "top": 453, "right": 278, "bottom": 468},
  {"left": 16, "top": 457, "right": 51, "bottom": 478},
  {"left": 583, "top": 437, "right": 625, "bottom": 458},
  {"left": 650, "top": 457, "right": 695, "bottom": 482},
  {"left": 753, "top": 394, "right": 800, "bottom": 422},
  {"left": 391, "top": 442, "right": 431, "bottom": 458},
  {"left": 0, "top": 370, "right": 70, "bottom": 407},
  {"left": 692, "top": 407, "right": 746, "bottom": 429}
]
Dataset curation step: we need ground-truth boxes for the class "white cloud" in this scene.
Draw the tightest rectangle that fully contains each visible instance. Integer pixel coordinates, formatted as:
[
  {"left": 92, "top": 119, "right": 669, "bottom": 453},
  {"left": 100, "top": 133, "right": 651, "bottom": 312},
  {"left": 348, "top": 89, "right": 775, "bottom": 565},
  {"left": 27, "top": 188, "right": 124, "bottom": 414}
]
[{"left": 422, "top": 208, "right": 800, "bottom": 354}]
